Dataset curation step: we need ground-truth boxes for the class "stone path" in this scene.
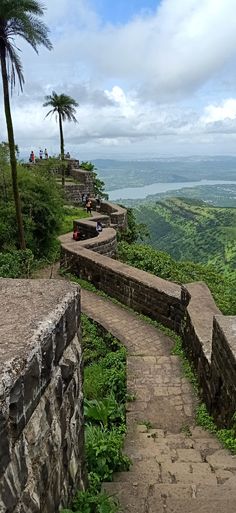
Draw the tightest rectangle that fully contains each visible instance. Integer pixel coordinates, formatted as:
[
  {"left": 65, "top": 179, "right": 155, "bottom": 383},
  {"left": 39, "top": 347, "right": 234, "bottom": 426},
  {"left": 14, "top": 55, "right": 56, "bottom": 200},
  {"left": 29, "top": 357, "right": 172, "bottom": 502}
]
[{"left": 82, "top": 290, "right": 236, "bottom": 513}]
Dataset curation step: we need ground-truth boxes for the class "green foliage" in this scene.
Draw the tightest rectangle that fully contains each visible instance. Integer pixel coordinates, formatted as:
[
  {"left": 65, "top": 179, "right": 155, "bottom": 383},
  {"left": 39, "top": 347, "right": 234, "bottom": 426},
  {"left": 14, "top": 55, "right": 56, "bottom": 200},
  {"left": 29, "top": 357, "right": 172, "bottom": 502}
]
[
  {"left": 196, "top": 404, "right": 236, "bottom": 454},
  {"left": 134, "top": 198, "right": 236, "bottom": 276},
  {"left": 61, "top": 489, "right": 119, "bottom": 513},
  {"left": 85, "top": 424, "right": 130, "bottom": 482},
  {"left": 0, "top": 159, "right": 64, "bottom": 257},
  {"left": 65, "top": 493, "right": 118, "bottom": 513},
  {"left": 84, "top": 395, "right": 125, "bottom": 428},
  {"left": 118, "top": 207, "right": 149, "bottom": 244},
  {"left": 84, "top": 348, "right": 126, "bottom": 401},
  {"left": 0, "top": 249, "right": 34, "bottom": 278},
  {"left": 60, "top": 206, "right": 88, "bottom": 235},
  {"left": 118, "top": 241, "right": 236, "bottom": 315},
  {"left": 63, "top": 316, "right": 129, "bottom": 513},
  {"left": 80, "top": 161, "right": 95, "bottom": 171}
]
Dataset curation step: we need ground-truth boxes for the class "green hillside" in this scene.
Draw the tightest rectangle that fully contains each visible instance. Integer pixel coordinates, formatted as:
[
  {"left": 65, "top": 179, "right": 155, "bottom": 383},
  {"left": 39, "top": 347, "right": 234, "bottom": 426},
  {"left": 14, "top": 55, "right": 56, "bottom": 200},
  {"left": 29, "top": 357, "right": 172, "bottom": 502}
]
[{"left": 135, "top": 198, "right": 236, "bottom": 276}]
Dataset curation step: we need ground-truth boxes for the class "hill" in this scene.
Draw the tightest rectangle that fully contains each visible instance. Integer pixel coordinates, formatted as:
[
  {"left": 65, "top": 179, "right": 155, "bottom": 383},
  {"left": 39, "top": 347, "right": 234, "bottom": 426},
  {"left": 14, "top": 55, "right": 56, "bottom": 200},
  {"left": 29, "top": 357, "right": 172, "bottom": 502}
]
[{"left": 134, "top": 197, "right": 236, "bottom": 276}]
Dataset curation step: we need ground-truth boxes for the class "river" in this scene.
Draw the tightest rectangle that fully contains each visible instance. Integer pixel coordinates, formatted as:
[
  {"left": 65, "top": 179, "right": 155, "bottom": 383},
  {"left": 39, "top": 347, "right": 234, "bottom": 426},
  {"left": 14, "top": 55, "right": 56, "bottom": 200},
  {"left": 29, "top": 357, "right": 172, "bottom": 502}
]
[{"left": 107, "top": 179, "right": 236, "bottom": 201}]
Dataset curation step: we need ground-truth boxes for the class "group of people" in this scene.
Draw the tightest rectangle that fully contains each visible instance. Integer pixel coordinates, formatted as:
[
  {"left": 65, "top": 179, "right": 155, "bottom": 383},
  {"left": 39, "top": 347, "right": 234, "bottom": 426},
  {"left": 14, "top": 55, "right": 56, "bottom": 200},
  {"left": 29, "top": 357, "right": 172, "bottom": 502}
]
[
  {"left": 29, "top": 149, "right": 48, "bottom": 163},
  {"left": 29, "top": 150, "right": 70, "bottom": 163}
]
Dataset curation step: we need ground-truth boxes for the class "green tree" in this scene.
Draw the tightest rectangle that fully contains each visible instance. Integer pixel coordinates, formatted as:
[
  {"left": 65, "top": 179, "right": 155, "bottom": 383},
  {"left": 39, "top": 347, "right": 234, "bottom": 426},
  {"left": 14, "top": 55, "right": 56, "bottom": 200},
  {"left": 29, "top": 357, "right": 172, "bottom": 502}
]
[
  {"left": 0, "top": 0, "right": 52, "bottom": 249},
  {"left": 43, "top": 91, "right": 79, "bottom": 186}
]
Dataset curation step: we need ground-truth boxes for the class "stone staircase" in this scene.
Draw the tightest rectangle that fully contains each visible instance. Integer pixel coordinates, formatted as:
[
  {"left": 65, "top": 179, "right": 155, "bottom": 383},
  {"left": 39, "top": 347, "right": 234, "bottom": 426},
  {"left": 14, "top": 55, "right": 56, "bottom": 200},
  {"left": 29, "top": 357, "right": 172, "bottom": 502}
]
[
  {"left": 81, "top": 290, "right": 236, "bottom": 513},
  {"left": 104, "top": 424, "right": 236, "bottom": 512}
]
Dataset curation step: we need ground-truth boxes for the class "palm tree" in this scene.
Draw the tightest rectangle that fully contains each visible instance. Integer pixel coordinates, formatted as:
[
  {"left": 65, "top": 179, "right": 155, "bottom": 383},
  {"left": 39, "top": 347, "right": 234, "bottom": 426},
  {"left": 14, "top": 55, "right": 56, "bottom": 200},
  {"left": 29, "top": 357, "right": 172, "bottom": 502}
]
[
  {"left": 0, "top": 1, "right": 52, "bottom": 249},
  {"left": 43, "top": 92, "right": 78, "bottom": 186}
]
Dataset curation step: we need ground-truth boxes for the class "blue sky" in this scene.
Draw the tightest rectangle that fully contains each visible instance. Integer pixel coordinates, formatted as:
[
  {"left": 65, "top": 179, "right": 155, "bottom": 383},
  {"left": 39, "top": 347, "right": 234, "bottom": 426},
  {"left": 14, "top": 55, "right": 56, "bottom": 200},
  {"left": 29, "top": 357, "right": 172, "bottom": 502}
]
[
  {"left": 91, "top": 0, "right": 159, "bottom": 24},
  {"left": 1, "top": 0, "right": 236, "bottom": 159}
]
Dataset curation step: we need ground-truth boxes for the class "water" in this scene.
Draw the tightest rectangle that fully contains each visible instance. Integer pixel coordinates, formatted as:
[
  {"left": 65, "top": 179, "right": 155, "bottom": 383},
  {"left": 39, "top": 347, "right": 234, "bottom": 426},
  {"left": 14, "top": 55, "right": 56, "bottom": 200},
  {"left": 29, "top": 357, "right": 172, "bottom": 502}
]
[{"left": 107, "top": 180, "right": 236, "bottom": 201}]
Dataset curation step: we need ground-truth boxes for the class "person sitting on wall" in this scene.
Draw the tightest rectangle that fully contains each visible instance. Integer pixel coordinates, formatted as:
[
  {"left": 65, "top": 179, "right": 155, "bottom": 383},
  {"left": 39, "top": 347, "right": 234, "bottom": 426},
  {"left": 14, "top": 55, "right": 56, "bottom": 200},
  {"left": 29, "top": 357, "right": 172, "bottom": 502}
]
[
  {"left": 73, "top": 227, "right": 81, "bottom": 241},
  {"left": 65, "top": 151, "right": 71, "bottom": 159},
  {"left": 96, "top": 221, "right": 103, "bottom": 234}
]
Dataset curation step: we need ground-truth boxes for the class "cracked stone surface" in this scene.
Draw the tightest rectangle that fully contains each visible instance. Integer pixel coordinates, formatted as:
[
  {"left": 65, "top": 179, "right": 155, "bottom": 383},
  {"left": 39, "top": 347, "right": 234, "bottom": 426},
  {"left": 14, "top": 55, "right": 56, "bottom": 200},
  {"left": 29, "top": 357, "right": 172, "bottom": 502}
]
[{"left": 81, "top": 290, "right": 236, "bottom": 513}]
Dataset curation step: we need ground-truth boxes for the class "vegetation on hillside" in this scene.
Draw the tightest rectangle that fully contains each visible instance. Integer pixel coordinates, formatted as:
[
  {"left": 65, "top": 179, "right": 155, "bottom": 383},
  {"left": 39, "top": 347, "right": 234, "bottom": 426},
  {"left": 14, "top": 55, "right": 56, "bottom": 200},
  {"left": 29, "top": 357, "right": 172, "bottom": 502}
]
[
  {"left": 135, "top": 197, "right": 236, "bottom": 276},
  {"left": 0, "top": 147, "right": 89, "bottom": 277},
  {"left": 118, "top": 241, "right": 236, "bottom": 315}
]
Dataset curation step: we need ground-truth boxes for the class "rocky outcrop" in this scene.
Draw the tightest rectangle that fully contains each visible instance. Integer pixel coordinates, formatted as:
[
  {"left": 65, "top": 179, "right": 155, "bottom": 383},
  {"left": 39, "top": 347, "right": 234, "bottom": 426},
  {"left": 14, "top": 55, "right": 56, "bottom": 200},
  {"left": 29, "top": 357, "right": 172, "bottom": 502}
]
[{"left": 0, "top": 279, "right": 85, "bottom": 513}]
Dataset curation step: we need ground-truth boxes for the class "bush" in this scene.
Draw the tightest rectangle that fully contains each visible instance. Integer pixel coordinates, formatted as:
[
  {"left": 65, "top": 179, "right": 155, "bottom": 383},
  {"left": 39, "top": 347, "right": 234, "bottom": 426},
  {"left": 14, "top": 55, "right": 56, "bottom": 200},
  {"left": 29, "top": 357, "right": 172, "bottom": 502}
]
[
  {"left": 85, "top": 424, "right": 130, "bottom": 482},
  {"left": 0, "top": 156, "right": 64, "bottom": 258},
  {"left": 62, "top": 489, "right": 119, "bottom": 513},
  {"left": 0, "top": 249, "right": 34, "bottom": 278}
]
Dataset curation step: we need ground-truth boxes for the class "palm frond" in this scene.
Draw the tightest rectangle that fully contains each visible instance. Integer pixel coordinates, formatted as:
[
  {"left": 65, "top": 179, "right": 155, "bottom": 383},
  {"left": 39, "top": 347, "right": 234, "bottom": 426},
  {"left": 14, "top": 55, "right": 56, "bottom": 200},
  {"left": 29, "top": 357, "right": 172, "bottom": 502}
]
[
  {"left": 43, "top": 92, "right": 79, "bottom": 124},
  {"left": 5, "top": 42, "right": 25, "bottom": 92},
  {"left": 0, "top": 0, "right": 52, "bottom": 91}
]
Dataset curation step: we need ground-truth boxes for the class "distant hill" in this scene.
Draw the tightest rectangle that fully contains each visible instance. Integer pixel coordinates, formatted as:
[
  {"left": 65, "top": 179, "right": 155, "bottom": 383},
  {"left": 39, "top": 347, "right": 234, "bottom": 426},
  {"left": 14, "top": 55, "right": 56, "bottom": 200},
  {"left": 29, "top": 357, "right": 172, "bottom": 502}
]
[
  {"left": 135, "top": 197, "right": 236, "bottom": 276},
  {"left": 94, "top": 157, "right": 236, "bottom": 190}
]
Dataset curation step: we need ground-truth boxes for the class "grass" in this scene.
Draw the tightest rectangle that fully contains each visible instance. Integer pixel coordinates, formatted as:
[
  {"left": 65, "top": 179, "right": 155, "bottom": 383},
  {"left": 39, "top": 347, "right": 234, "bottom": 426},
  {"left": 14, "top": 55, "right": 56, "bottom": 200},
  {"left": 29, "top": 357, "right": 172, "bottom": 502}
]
[
  {"left": 196, "top": 404, "right": 236, "bottom": 454},
  {"left": 59, "top": 205, "right": 88, "bottom": 235}
]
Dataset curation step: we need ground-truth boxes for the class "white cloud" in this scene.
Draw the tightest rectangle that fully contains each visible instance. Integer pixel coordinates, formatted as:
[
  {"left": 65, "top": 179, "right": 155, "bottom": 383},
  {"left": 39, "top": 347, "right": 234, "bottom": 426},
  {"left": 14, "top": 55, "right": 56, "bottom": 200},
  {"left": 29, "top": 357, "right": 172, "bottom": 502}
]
[
  {"left": 1, "top": 0, "right": 236, "bottom": 157},
  {"left": 202, "top": 99, "right": 236, "bottom": 123}
]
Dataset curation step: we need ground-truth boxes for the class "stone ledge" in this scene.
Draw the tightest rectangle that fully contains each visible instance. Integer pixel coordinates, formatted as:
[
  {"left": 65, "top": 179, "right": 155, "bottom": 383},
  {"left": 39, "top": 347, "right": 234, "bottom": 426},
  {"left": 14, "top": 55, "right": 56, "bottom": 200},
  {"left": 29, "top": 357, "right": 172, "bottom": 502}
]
[{"left": 0, "top": 280, "right": 80, "bottom": 472}]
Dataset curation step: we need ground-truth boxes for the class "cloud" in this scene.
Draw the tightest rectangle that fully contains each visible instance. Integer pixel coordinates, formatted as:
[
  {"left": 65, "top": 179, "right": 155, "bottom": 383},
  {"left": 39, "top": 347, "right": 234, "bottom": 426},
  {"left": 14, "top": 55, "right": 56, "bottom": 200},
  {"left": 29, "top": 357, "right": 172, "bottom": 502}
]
[
  {"left": 1, "top": 0, "right": 236, "bottom": 157},
  {"left": 49, "top": 0, "right": 236, "bottom": 101},
  {"left": 202, "top": 99, "right": 236, "bottom": 123}
]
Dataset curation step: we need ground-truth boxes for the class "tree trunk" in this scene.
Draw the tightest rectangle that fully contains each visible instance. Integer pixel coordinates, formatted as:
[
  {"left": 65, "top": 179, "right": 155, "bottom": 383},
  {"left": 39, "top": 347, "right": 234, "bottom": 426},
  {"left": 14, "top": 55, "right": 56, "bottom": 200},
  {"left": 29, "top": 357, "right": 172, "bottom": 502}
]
[
  {"left": 59, "top": 112, "right": 65, "bottom": 187},
  {"left": 0, "top": 44, "right": 26, "bottom": 249}
]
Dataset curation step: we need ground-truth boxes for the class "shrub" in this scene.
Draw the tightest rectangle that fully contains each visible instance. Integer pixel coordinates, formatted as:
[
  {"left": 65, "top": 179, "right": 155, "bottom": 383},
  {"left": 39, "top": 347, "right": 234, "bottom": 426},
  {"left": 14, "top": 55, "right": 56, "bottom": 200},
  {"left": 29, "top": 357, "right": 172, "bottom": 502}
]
[
  {"left": 85, "top": 424, "right": 130, "bottom": 482},
  {"left": 0, "top": 249, "right": 34, "bottom": 278},
  {"left": 0, "top": 159, "right": 64, "bottom": 257}
]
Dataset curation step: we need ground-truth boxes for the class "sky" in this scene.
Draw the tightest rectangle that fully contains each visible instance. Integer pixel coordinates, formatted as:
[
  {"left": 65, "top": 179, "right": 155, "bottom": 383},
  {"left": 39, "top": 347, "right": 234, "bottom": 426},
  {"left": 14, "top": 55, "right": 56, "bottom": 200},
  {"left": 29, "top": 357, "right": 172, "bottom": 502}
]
[{"left": 1, "top": 0, "right": 236, "bottom": 159}]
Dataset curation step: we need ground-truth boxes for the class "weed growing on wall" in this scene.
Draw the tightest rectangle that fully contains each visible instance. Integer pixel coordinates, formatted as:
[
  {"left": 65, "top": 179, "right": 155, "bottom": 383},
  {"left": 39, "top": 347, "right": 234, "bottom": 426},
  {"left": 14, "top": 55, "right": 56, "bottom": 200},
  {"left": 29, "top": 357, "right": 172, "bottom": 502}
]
[
  {"left": 196, "top": 404, "right": 236, "bottom": 454},
  {"left": 61, "top": 315, "right": 130, "bottom": 513}
]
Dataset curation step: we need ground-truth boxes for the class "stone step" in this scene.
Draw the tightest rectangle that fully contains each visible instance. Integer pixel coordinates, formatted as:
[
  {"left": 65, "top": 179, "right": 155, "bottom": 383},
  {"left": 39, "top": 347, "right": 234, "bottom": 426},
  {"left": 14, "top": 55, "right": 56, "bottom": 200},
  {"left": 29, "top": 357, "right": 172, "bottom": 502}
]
[{"left": 103, "top": 481, "right": 236, "bottom": 513}]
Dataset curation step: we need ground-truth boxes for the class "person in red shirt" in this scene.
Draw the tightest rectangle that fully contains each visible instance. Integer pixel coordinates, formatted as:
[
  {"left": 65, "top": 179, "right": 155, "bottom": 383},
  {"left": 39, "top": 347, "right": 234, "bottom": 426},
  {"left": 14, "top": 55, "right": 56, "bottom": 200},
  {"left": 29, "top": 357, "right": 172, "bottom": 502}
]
[{"left": 73, "top": 227, "right": 81, "bottom": 241}]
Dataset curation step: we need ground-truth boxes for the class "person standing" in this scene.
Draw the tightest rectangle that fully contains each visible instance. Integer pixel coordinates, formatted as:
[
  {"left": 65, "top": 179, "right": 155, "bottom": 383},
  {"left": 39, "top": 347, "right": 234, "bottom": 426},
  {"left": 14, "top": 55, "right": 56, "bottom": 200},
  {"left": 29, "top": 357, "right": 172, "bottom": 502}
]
[
  {"left": 44, "top": 148, "right": 48, "bottom": 159},
  {"left": 30, "top": 150, "right": 35, "bottom": 163},
  {"left": 86, "top": 199, "right": 92, "bottom": 214},
  {"left": 39, "top": 149, "right": 43, "bottom": 160}
]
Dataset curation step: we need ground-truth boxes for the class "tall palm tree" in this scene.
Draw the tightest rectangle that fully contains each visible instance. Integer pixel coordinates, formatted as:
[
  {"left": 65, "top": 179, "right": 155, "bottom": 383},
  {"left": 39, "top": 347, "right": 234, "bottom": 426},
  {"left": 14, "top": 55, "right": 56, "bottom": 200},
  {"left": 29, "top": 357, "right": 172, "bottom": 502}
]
[
  {"left": 0, "top": 1, "right": 52, "bottom": 249},
  {"left": 43, "top": 91, "right": 78, "bottom": 186}
]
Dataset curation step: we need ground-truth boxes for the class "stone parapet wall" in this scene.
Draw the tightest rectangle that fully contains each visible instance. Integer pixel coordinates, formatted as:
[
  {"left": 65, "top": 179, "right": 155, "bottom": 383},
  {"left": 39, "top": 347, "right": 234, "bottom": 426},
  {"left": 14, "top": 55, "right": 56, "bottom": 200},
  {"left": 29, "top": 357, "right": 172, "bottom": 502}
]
[
  {"left": 60, "top": 211, "right": 236, "bottom": 428},
  {"left": 60, "top": 226, "right": 117, "bottom": 260},
  {"left": 94, "top": 200, "right": 127, "bottom": 229},
  {"left": 60, "top": 243, "right": 189, "bottom": 333},
  {"left": 64, "top": 184, "right": 83, "bottom": 205},
  {"left": 0, "top": 279, "right": 85, "bottom": 513},
  {"left": 211, "top": 316, "right": 236, "bottom": 427},
  {"left": 69, "top": 169, "right": 94, "bottom": 195}
]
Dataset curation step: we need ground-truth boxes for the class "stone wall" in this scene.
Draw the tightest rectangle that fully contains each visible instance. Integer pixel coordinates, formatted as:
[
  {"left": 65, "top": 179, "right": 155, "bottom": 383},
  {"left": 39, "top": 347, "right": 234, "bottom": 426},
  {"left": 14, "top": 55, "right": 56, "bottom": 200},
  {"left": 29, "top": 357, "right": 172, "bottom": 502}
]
[
  {"left": 210, "top": 316, "right": 236, "bottom": 427},
  {"left": 60, "top": 217, "right": 236, "bottom": 428},
  {"left": 60, "top": 243, "right": 189, "bottom": 332},
  {"left": 0, "top": 279, "right": 85, "bottom": 513},
  {"left": 64, "top": 184, "right": 83, "bottom": 205}
]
